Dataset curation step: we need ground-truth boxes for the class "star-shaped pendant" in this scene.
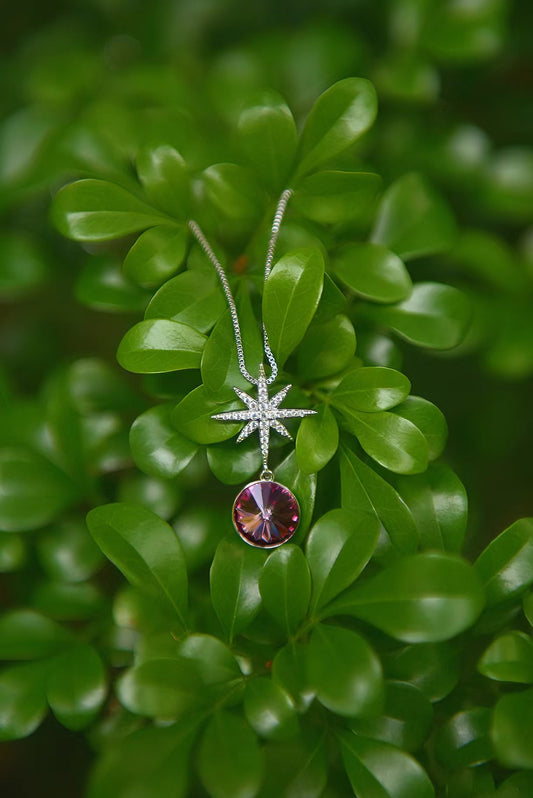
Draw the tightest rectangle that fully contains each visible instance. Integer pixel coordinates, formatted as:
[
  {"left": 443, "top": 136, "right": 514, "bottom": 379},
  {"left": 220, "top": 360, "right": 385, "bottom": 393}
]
[{"left": 212, "top": 365, "right": 316, "bottom": 470}]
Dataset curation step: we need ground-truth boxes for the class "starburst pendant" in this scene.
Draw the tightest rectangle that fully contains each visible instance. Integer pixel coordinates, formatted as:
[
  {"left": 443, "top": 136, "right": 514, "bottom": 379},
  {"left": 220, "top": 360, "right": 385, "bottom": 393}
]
[{"left": 212, "top": 365, "right": 316, "bottom": 548}]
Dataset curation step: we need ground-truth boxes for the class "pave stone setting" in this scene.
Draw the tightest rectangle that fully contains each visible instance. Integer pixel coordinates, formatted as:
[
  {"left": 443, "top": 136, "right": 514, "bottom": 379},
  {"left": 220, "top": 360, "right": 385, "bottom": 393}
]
[{"left": 233, "top": 480, "right": 300, "bottom": 548}]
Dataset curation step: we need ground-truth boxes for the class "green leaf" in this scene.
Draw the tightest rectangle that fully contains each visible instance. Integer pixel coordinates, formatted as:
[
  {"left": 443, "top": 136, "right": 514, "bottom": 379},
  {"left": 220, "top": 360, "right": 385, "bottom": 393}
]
[
  {"left": 296, "top": 404, "right": 339, "bottom": 474},
  {"left": 259, "top": 545, "right": 311, "bottom": 635},
  {"left": 172, "top": 385, "right": 242, "bottom": 444},
  {"left": 117, "top": 658, "right": 202, "bottom": 719},
  {"left": 210, "top": 538, "right": 266, "bottom": 643},
  {"left": 492, "top": 688, "right": 533, "bottom": 769},
  {"left": 0, "top": 610, "right": 72, "bottom": 660},
  {"left": 340, "top": 447, "right": 419, "bottom": 558},
  {"left": 350, "top": 681, "right": 433, "bottom": 753},
  {"left": 0, "top": 533, "right": 26, "bottom": 573},
  {"left": 122, "top": 225, "right": 187, "bottom": 288},
  {"left": 272, "top": 642, "right": 313, "bottom": 713},
  {"left": 497, "top": 772, "right": 533, "bottom": 798},
  {"left": 145, "top": 270, "right": 224, "bottom": 333},
  {"left": 392, "top": 397, "right": 448, "bottom": 462},
  {"left": 86, "top": 503, "right": 188, "bottom": 629},
  {"left": 259, "top": 731, "right": 328, "bottom": 798},
  {"left": 365, "top": 283, "right": 471, "bottom": 350},
  {"left": 275, "top": 451, "right": 317, "bottom": 541},
  {"left": 130, "top": 404, "right": 198, "bottom": 479},
  {"left": 198, "top": 711, "right": 263, "bottom": 798},
  {"left": 136, "top": 144, "right": 190, "bottom": 217},
  {"left": 306, "top": 508, "right": 379, "bottom": 612},
  {"left": 333, "top": 243, "right": 412, "bottom": 303},
  {"left": 327, "top": 552, "right": 485, "bottom": 642},
  {"left": 0, "top": 232, "right": 48, "bottom": 297},
  {"left": 385, "top": 642, "right": 461, "bottom": 702},
  {"left": 117, "top": 319, "right": 206, "bottom": 374},
  {"left": 201, "top": 163, "right": 265, "bottom": 227},
  {"left": 296, "top": 314, "right": 356, "bottom": 379},
  {"left": 201, "top": 283, "right": 263, "bottom": 399},
  {"left": 31, "top": 581, "right": 104, "bottom": 621},
  {"left": 340, "top": 409, "right": 429, "bottom": 475},
  {"left": 393, "top": 464, "right": 468, "bottom": 552},
  {"left": 478, "top": 632, "right": 533, "bottom": 683},
  {"left": 306, "top": 623, "right": 383, "bottom": 717},
  {"left": 296, "top": 77, "right": 378, "bottom": 177},
  {"left": 88, "top": 715, "right": 200, "bottom": 798},
  {"left": 435, "top": 708, "right": 492, "bottom": 770},
  {"left": 75, "top": 257, "right": 149, "bottom": 313},
  {"left": 371, "top": 173, "right": 457, "bottom": 260},
  {"left": 51, "top": 178, "right": 168, "bottom": 241},
  {"left": 293, "top": 170, "right": 381, "bottom": 224},
  {"left": 117, "top": 473, "right": 180, "bottom": 521},
  {"left": 238, "top": 90, "right": 298, "bottom": 190},
  {"left": 207, "top": 440, "right": 261, "bottom": 485},
  {"left": 332, "top": 367, "right": 411, "bottom": 413},
  {"left": 37, "top": 518, "right": 103, "bottom": 583},
  {"left": 244, "top": 677, "right": 299, "bottom": 741},
  {"left": 0, "top": 448, "right": 78, "bottom": 532},
  {"left": 178, "top": 634, "right": 241, "bottom": 686},
  {"left": 263, "top": 247, "right": 324, "bottom": 366},
  {"left": 46, "top": 644, "right": 106, "bottom": 730},
  {"left": 313, "top": 272, "right": 348, "bottom": 323},
  {"left": 339, "top": 732, "right": 435, "bottom": 798},
  {"left": 0, "top": 662, "right": 47, "bottom": 741},
  {"left": 475, "top": 518, "right": 533, "bottom": 607}
]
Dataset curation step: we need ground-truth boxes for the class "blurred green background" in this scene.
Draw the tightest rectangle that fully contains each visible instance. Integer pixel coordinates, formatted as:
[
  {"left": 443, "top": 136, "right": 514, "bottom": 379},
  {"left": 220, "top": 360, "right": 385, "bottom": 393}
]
[{"left": 1, "top": 0, "right": 532, "bottom": 794}]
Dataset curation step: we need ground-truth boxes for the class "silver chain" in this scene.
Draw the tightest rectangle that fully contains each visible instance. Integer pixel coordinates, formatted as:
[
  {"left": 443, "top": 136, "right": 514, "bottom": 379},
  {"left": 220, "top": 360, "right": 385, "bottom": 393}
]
[{"left": 188, "top": 189, "right": 292, "bottom": 386}]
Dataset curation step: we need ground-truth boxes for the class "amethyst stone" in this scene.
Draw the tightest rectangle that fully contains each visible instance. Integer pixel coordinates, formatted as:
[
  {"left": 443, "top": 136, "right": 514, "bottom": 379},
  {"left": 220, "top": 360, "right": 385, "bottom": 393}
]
[{"left": 233, "top": 480, "right": 300, "bottom": 548}]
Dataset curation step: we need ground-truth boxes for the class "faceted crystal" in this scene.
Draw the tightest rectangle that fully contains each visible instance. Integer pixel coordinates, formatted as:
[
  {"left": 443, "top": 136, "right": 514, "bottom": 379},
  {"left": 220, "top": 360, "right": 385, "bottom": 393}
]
[{"left": 233, "top": 480, "right": 300, "bottom": 548}]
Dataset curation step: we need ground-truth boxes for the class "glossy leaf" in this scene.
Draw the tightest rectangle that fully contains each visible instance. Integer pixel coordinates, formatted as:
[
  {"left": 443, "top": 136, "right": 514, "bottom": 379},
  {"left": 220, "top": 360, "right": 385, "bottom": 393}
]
[
  {"left": 333, "top": 242, "right": 412, "bottom": 303},
  {"left": 46, "top": 644, "right": 107, "bottom": 730},
  {"left": 201, "top": 163, "right": 264, "bottom": 226},
  {"left": 340, "top": 408, "right": 429, "bottom": 475},
  {"left": 0, "top": 610, "right": 72, "bottom": 660},
  {"left": 293, "top": 170, "right": 381, "bottom": 224},
  {"left": 339, "top": 732, "right": 435, "bottom": 798},
  {"left": 122, "top": 225, "right": 187, "bottom": 288},
  {"left": 145, "top": 270, "right": 224, "bottom": 333},
  {"left": 244, "top": 678, "right": 299, "bottom": 740},
  {"left": 272, "top": 643, "right": 313, "bottom": 713},
  {"left": 207, "top": 440, "right": 261, "bottom": 485},
  {"left": 258, "top": 731, "right": 327, "bottom": 798},
  {"left": 296, "top": 77, "right": 378, "bottom": 177},
  {"left": 392, "top": 396, "right": 448, "bottom": 461},
  {"left": 259, "top": 545, "right": 311, "bottom": 635},
  {"left": 178, "top": 634, "right": 241, "bottom": 686},
  {"left": 171, "top": 385, "right": 242, "bottom": 444},
  {"left": 238, "top": 90, "right": 298, "bottom": 190},
  {"left": 371, "top": 173, "right": 457, "bottom": 260},
  {"left": 332, "top": 366, "right": 410, "bottom": 413},
  {"left": 0, "top": 663, "right": 47, "bottom": 741},
  {"left": 385, "top": 642, "right": 461, "bottom": 702},
  {"left": 86, "top": 503, "right": 188, "bottom": 628},
  {"left": 0, "top": 448, "right": 77, "bottom": 532},
  {"left": 296, "top": 404, "right": 339, "bottom": 474},
  {"left": 296, "top": 314, "right": 356, "bottom": 379},
  {"left": 492, "top": 689, "right": 533, "bottom": 769},
  {"left": 51, "top": 178, "right": 168, "bottom": 241},
  {"left": 0, "top": 533, "right": 26, "bottom": 573},
  {"left": 75, "top": 257, "right": 148, "bottom": 313},
  {"left": 340, "top": 447, "right": 419, "bottom": 557},
  {"left": 306, "top": 508, "right": 379, "bottom": 612},
  {"left": 198, "top": 711, "right": 263, "bottom": 798},
  {"left": 327, "top": 552, "right": 485, "bottom": 642},
  {"left": 478, "top": 632, "right": 533, "bottom": 683},
  {"left": 275, "top": 451, "right": 316, "bottom": 541},
  {"left": 435, "top": 708, "right": 492, "bottom": 770},
  {"left": 307, "top": 623, "right": 383, "bottom": 717},
  {"left": 210, "top": 537, "right": 266, "bottom": 643},
  {"left": 130, "top": 404, "right": 198, "bottom": 479},
  {"left": 263, "top": 248, "right": 324, "bottom": 366},
  {"left": 350, "top": 680, "right": 433, "bottom": 753},
  {"left": 136, "top": 144, "right": 190, "bottom": 217},
  {"left": 37, "top": 518, "right": 103, "bottom": 583},
  {"left": 366, "top": 283, "right": 471, "bottom": 350},
  {"left": 117, "top": 658, "right": 201, "bottom": 719},
  {"left": 117, "top": 319, "right": 206, "bottom": 374},
  {"left": 475, "top": 518, "right": 533, "bottom": 607},
  {"left": 394, "top": 464, "right": 468, "bottom": 552}
]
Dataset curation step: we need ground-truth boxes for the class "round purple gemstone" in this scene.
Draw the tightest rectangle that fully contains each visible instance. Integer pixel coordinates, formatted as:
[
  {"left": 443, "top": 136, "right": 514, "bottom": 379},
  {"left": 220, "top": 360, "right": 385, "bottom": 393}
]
[{"left": 233, "top": 480, "right": 300, "bottom": 548}]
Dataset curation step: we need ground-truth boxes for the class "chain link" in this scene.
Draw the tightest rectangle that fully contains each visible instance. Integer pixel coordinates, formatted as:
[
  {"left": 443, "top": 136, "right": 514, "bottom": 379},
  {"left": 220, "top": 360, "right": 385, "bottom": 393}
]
[{"left": 188, "top": 189, "right": 292, "bottom": 386}]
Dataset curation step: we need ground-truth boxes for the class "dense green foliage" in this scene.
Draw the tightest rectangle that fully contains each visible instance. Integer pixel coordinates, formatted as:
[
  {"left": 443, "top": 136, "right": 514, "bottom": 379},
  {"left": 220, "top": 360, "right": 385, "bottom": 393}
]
[{"left": 1, "top": 1, "right": 533, "bottom": 796}]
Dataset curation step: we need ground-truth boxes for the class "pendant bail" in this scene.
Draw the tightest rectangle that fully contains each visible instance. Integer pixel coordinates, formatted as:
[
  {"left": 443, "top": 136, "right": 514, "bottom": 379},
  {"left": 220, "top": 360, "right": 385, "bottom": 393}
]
[{"left": 260, "top": 469, "right": 274, "bottom": 481}]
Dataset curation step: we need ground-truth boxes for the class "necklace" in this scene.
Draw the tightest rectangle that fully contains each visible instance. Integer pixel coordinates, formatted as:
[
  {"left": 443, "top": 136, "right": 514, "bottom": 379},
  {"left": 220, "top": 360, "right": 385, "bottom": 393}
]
[{"left": 188, "top": 190, "right": 316, "bottom": 548}]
